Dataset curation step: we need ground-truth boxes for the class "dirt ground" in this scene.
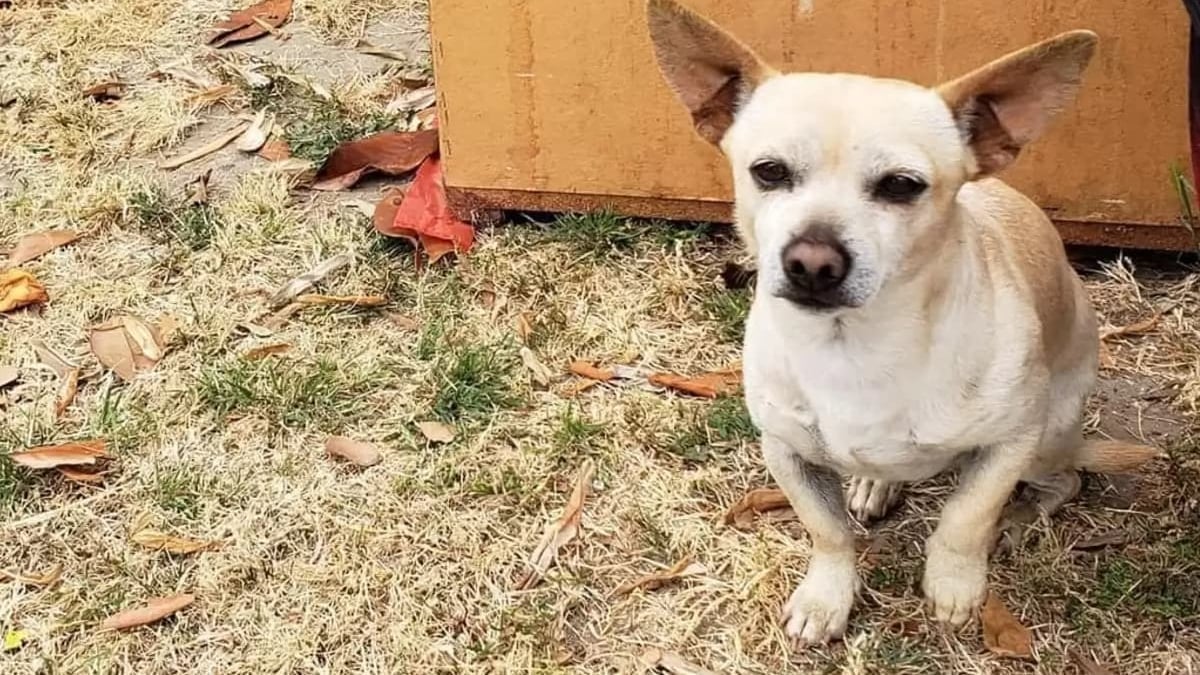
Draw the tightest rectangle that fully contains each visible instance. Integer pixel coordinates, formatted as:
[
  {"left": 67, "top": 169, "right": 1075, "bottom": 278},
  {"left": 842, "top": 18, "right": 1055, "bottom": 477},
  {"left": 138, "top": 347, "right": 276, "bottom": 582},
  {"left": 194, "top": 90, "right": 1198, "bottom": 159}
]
[{"left": 2, "top": 2, "right": 1199, "bottom": 674}]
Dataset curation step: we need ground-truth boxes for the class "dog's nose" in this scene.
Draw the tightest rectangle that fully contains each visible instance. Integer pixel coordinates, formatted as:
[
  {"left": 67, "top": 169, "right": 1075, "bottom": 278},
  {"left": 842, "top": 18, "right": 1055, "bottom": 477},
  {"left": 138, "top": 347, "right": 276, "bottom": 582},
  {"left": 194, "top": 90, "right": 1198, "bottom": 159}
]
[{"left": 782, "top": 235, "right": 849, "bottom": 293}]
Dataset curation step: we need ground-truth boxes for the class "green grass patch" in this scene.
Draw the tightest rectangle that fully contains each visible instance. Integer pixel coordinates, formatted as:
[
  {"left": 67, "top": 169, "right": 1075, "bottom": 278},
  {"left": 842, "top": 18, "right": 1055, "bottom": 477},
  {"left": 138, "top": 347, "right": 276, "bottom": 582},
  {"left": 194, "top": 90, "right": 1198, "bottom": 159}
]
[
  {"left": 664, "top": 396, "right": 756, "bottom": 462},
  {"left": 703, "top": 288, "right": 751, "bottom": 343},
  {"left": 1092, "top": 556, "right": 1199, "bottom": 620},
  {"left": 284, "top": 105, "right": 400, "bottom": 164},
  {"left": 129, "top": 186, "right": 222, "bottom": 251},
  {"left": 554, "top": 406, "right": 603, "bottom": 456},
  {"left": 431, "top": 340, "right": 520, "bottom": 421},
  {"left": 548, "top": 211, "right": 713, "bottom": 257}
]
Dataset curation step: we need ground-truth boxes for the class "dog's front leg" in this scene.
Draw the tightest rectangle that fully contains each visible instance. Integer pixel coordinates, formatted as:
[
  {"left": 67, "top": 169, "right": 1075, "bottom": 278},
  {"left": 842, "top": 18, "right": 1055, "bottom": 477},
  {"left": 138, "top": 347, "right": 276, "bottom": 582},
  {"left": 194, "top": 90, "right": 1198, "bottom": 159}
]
[
  {"left": 922, "top": 434, "right": 1038, "bottom": 626},
  {"left": 762, "top": 433, "right": 858, "bottom": 646}
]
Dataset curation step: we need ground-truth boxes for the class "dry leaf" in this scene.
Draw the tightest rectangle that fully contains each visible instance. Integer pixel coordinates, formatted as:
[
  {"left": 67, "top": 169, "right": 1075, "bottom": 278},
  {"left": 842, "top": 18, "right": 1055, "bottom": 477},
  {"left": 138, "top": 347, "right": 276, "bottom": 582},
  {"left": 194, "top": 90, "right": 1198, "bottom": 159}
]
[
  {"left": 723, "top": 487, "right": 791, "bottom": 529},
  {"left": 187, "top": 169, "right": 212, "bottom": 205},
  {"left": 520, "top": 347, "right": 554, "bottom": 387},
  {"left": 54, "top": 368, "right": 79, "bottom": 418},
  {"left": 294, "top": 294, "right": 387, "bottom": 307},
  {"left": 0, "top": 563, "right": 63, "bottom": 587},
  {"left": 257, "top": 138, "right": 291, "bottom": 161},
  {"left": 122, "top": 315, "right": 163, "bottom": 362},
  {"left": 236, "top": 110, "right": 272, "bottom": 152},
  {"left": 1100, "top": 314, "right": 1160, "bottom": 341},
  {"left": 385, "top": 155, "right": 475, "bottom": 263},
  {"left": 159, "top": 123, "right": 249, "bottom": 170},
  {"left": 6, "top": 230, "right": 81, "bottom": 267},
  {"left": 568, "top": 360, "right": 614, "bottom": 382},
  {"left": 132, "top": 530, "right": 218, "bottom": 555},
  {"left": 356, "top": 40, "right": 408, "bottom": 62},
  {"left": 83, "top": 81, "right": 125, "bottom": 102},
  {"left": 1069, "top": 648, "right": 1116, "bottom": 675},
  {"left": 100, "top": 594, "right": 194, "bottom": 631},
  {"left": 208, "top": 0, "right": 292, "bottom": 47},
  {"left": 638, "top": 648, "right": 718, "bottom": 675},
  {"left": 243, "top": 343, "right": 292, "bottom": 360},
  {"left": 0, "top": 270, "right": 49, "bottom": 313},
  {"left": 516, "top": 460, "right": 595, "bottom": 590},
  {"left": 614, "top": 556, "right": 706, "bottom": 596},
  {"left": 33, "top": 340, "right": 77, "bottom": 378},
  {"left": 384, "top": 86, "right": 436, "bottom": 114},
  {"left": 0, "top": 366, "right": 17, "bottom": 388},
  {"left": 312, "top": 129, "right": 439, "bottom": 191},
  {"left": 10, "top": 439, "right": 108, "bottom": 469},
  {"left": 57, "top": 466, "right": 107, "bottom": 483},
  {"left": 325, "top": 436, "right": 382, "bottom": 467},
  {"left": 269, "top": 253, "right": 352, "bottom": 309},
  {"left": 648, "top": 368, "right": 741, "bottom": 399},
  {"left": 514, "top": 313, "right": 534, "bottom": 343},
  {"left": 416, "top": 421, "right": 456, "bottom": 444},
  {"left": 89, "top": 316, "right": 165, "bottom": 381},
  {"left": 981, "top": 592, "right": 1033, "bottom": 659}
]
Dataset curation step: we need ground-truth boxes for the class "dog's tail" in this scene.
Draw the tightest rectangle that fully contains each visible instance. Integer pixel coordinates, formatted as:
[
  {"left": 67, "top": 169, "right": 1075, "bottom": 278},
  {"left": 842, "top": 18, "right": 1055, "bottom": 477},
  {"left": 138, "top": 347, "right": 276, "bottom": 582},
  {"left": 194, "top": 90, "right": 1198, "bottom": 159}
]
[{"left": 1074, "top": 440, "right": 1165, "bottom": 473}]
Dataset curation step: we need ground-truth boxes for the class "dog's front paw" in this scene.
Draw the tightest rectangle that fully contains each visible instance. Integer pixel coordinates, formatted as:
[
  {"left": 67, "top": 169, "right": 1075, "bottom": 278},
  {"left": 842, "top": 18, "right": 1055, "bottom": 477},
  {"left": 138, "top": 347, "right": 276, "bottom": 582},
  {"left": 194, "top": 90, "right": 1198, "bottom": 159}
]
[
  {"left": 846, "top": 477, "right": 902, "bottom": 522},
  {"left": 781, "top": 561, "right": 858, "bottom": 647},
  {"left": 922, "top": 541, "right": 987, "bottom": 627}
]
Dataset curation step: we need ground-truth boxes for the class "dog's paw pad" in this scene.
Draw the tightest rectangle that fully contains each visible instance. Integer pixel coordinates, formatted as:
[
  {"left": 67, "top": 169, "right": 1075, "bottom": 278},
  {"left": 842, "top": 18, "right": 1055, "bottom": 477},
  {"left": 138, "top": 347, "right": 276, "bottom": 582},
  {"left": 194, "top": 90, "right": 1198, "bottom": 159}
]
[
  {"left": 781, "top": 565, "right": 857, "bottom": 647},
  {"left": 846, "top": 477, "right": 903, "bottom": 522},
  {"left": 922, "top": 547, "right": 987, "bottom": 627}
]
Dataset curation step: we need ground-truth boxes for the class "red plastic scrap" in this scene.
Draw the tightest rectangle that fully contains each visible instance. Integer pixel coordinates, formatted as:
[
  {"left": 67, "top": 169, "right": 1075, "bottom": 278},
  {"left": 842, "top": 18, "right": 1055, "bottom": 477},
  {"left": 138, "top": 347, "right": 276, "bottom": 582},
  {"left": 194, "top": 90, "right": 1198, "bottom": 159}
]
[{"left": 386, "top": 155, "right": 475, "bottom": 263}]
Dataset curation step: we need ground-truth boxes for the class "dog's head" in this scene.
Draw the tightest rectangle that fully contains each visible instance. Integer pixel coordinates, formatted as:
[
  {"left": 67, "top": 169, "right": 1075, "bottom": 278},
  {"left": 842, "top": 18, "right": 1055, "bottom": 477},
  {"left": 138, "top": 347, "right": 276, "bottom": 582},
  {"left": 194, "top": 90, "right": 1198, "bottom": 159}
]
[{"left": 647, "top": 0, "right": 1096, "bottom": 313}]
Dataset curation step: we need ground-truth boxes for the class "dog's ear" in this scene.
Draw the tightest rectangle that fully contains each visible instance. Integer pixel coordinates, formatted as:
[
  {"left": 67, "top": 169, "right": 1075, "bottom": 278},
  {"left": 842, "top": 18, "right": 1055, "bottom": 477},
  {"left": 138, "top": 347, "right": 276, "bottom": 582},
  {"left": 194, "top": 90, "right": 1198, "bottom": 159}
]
[
  {"left": 646, "top": 0, "right": 773, "bottom": 145},
  {"left": 938, "top": 30, "right": 1097, "bottom": 177}
]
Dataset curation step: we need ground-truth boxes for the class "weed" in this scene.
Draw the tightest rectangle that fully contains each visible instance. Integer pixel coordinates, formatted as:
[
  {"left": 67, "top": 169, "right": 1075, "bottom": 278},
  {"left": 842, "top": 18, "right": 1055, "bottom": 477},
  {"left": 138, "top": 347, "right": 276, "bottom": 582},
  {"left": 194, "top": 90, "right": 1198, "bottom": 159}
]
[
  {"left": 152, "top": 467, "right": 207, "bottom": 520},
  {"left": 554, "top": 407, "right": 603, "bottom": 455},
  {"left": 90, "top": 385, "right": 153, "bottom": 454},
  {"left": 197, "top": 358, "right": 378, "bottom": 430},
  {"left": 0, "top": 454, "right": 29, "bottom": 514},
  {"left": 284, "top": 104, "right": 400, "bottom": 163},
  {"left": 432, "top": 341, "right": 519, "bottom": 421},
  {"left": 1093, "top": 556, "right": 1198, "bottom": 620},
  {"left": 706, "top": 395, "right": 756, "bottom": 442},
  {"left": 663, "top": 397, "right": 755, "bottom": 462},
  {"left": 129, "top": 186, "right": 221, "bottom": 250}
]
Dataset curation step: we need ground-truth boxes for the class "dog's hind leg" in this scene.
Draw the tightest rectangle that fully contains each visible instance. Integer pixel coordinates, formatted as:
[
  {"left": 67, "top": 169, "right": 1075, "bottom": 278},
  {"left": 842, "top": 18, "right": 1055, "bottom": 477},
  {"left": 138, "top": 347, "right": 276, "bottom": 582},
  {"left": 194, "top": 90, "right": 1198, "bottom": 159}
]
[
  {"left": 846, "top": 477, "right": 903, "bottom": 522},
  {"left": 995, "top": 470, "right": 1082, "bottom": 553}
]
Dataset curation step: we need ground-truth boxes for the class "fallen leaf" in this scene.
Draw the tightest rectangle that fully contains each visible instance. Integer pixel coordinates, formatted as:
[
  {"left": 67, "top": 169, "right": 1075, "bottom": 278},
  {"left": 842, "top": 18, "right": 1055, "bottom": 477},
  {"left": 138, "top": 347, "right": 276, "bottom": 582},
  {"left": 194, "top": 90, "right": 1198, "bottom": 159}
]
[
  {"left": 257, "top": 138, "right": 291, "bottom": 161},
  {"left": 122, "top": 315, "right": 164, "bottom": 362},
  {"left": 1071, "top": 531, "right": 1128, "bottom": 551},
  {"left": 208, "top": 0, "right": 292, "bottom": 48},
  {"left": 723, "top": 487, "right": 791, "bottom": 529},
  {"left": 516, "top": 459, "right": 594, "bottom": 590},
  {"left": 648, "top": 368, "right": 741, "bottom": 399},
  {"left": 568, "top": 360, "right": 614, "bottom": 382},
  {"left": 981, "top": 591, "right": 1033, "bottom": 660},
  {"left": 416, "top": 421, "right": 455, "bottom": 443},
  {"left": 89, "top": 316, "right": 166, "bottom": 381},
  {"left": 0, "top": 563, "right": 63, "bottom": 587},
  {"left": 312, "top": 129, "right": 439, "bottom": 191},
  {"left": 356, "top": 40, "right": 408, "bottom": 62},
  {"left": 1069, "top": 648, "right": 1116, "bottom": 675},
  {"left": 294, "top": 294, "right": 387, "bottom": 307},
  {"left": 559, "top": 378, "right": 602, "bottom": 398},
  {"left": 1100, "top": 314, "right": 1160, "bottom": 341},
  {"left": 514, "top": 312, "right": 534, "bottom": 343},
  {"left": 242, "top": 343, "right": 292, "bottom": 360},
  {"left": 520, "top": 347, "right": 554, "bottom": 386},
  {"left": 187, "top": 169, "right": 212, "bottom": 205},
  {"left": 54, "top": 367, "right": 79, "bottom": 418},
  {"left": 236, "top": 110, "right": 273, "bottom": 152},
  {"left": 57, "top": 465, "right": 106, "bottom": 483},
  {"left": 33, "top": 339, "right": 77, "bottom": 378},
  {"left": 2, "top": 629, "right": 26, "bottom": 652},
  {"left": 0, "top": 365, "right": 17, "bottom": 388},
  {"left": 9, "top": 439, "right": 108, "bottom": 469},
  {"left": 372, "top": 186, "right": 409, "bottom": 238},
  {"left": 6, "top": 229, "right": 81, "bottom": 267},
  {"left": 0, "top": 269, "right": 49, "bottom": 312},
  {"left": 387, "top": 155, "right": 475, "bottom": 262},
  {"left": 132, "top": 530, "right": 218, "bottom": 554},
  {"left": 325, "top": 436, "right": 382, "bottom": 467},
  {"left": 614, "top": 556, "right": 706, "bottom": 596},
  {"left": 158, "top": 122, "right": 249, "bottom": 170},
  {"left": 83, "top": 81, "right": 124, "bottom": 102},
  {"left": 236, "top": 322, "right": 275, "bottom": 338},
  {"left": 100, "top": 594, "right": 194, "bottom": 631},
  {"left": 268, "top": 253, "right": 353, "bottom": 309},
  {"left": 638, "top": 648, "right": 718, "bottom": 675}
]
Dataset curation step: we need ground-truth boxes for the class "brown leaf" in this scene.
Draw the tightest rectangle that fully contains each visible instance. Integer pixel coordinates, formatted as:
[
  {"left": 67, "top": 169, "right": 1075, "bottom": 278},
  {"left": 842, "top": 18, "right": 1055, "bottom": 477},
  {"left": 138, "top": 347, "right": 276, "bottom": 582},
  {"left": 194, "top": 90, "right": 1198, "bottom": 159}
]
[
  {"left": 520, "top": 347, "right": 554, "bottom": 387},
  {"left": 257, "top": 138, "right": 291, "bottom": 161},
  {"left": 158, "top": 122, "right": 249, "bottom": 170},
  {"left": 0, "top": 365, "right": 17, "bottom": 389},
  {"left": 648, "top": 368, "right": 741, "bottom": 399},
  {"left": 186, "top": 170, "right": 212, "bottom": 205},
  {"left": 638, "top": 648, "right": 718, "bottom": 675},
  {"left": 723, "top": 487, "right": 791, "bottom": 529},
  {"left": 89, "top": 316, "right": 164, "bottom": 381},
  {"left": 122, "top": 315, "right": 164, "bottom": 362},
  {"left": 325, "top": 436, "right": 382, "bottom": 467},
  {"left": 0, "top": 270, "right": 49, "bottom": 312},
  {"left": 268, "top": 253, "right": 352, "bottom": 309},
  {"left": 416, "top": 421, "right": 455, "bottom": 444},
  {"left": 514, "top": 312, "right": 534, "bottom": 343},
  {"left": 208, "top": 0, "right": 293, "bottom": 48},
  {"left": 10, "top": 440, "right": 108, "bottom": 469},
  {"left": 57, "top": 466, "right": 107, "bottom": 483},
  {"left": 569, "top": 360, "right": 613, "bottom": 382},
  {"left": 614, "top": 556, "right": 706, "bottom": 596},
  {"left": 132, "top": 530, "right": 218, "bottom": 555},
  {"left": 6, "top": 230, "right": 81, "bottom": 267},
  {"left": 0, "top": 563, "right": 63, "bottom": 587},
  {"left": 981, "top": 591, "right": 1033, "bottom": 660},
  {"left": 1100, "top": 314, "right": 1160, "bottom": 341},
  {"left": 372, "top": 186, "right": 409, "bottom": 239},
  {"left": 83, "top": 81, "right": 124, "bottom": 102},
  {"left": 312, "top": 129, "right": 439, "bottom": 191},
  {"left": 54, "top": 368, "right": 79, "bottom": 419},
  {"left": 1069, "top": 648, "right": 1116, "bottom": 675},
  {"left": 34, "top": 339, "right": 77, "bottom": 378},
  {"left": 294, "top": 294, "right": 387, "bottom": 308},
  {"left": 100, "top": 594, "right": 194, "bottom": 631},
  {"left": 516, "top": 460, "right": 595, "bottom": 590},
  {"left": 242, "top": 343, "right": 292, "bottom": 360},
  {"left": 187, "top": 84, "right": 238, "bottom": 106}
]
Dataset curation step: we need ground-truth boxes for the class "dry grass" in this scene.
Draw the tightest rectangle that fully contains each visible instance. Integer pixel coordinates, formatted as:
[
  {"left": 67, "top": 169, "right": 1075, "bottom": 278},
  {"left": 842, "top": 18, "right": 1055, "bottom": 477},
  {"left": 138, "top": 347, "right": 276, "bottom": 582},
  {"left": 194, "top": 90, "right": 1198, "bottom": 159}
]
[{"left": 2, "top": 2, "right": 1199, "bottom": 674}]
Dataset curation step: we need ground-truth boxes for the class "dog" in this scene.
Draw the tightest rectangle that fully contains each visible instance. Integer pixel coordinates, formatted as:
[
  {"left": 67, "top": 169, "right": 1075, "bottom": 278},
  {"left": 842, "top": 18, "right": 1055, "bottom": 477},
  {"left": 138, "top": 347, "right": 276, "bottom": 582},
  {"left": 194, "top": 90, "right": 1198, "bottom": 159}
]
[{"left": 646, "top": 0, "right": 1161, "bottom": 646}]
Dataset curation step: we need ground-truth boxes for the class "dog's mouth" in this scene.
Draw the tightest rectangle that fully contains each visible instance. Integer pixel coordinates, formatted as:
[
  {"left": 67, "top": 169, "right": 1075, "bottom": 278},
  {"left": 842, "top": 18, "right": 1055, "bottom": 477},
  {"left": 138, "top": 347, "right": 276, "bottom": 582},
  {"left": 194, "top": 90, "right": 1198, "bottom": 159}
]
[{"left": 773, "top": 284, "right": 855, "bottom": 312}]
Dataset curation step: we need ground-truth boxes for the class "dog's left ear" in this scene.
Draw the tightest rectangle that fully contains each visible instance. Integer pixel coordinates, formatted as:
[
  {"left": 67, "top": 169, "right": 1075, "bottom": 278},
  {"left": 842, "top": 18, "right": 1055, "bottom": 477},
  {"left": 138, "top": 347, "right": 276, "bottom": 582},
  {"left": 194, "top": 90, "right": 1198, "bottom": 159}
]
[
  {"left": 938, "top": 30, "right": 1098, "bottom": 177},
  {"left": 646, "top": 0, "right": 773, "bottom": 145}
]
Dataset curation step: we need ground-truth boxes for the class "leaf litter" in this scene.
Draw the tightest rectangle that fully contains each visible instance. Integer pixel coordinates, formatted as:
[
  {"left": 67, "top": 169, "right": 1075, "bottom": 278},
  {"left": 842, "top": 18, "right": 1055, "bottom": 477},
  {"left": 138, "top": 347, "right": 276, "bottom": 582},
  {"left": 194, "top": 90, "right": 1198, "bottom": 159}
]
[
  {"left": 723, "top": 487, "right": 792, "bottom": 529},
  {"left": 100, "top": 594, "right": 195, "bottom": 631},
  {"left": 132, "top": 529, "right": 220, "bottom": 555},
  {"left": 0, "top": 270, "right": 49, "bottom": 312},
  {"left": 9, "top": 440, "right": 109, "bottom": 469},
  {"left": 0, "top": 563, "right": 63, "bottom": 587},
  {"left": 613, "top": 556, "right": 706, "bottom": 596},
  {"left": 89, "top": 315, "right": 169, "bottom": 381},
  {"left": 515, "top": 459, "right": 595, "bottom": 590},
  {"left": 6, "top": 230, "right": 81, "bottom": 267},
  {"left": 312, "top": 128, "right": 439, "bottom": 191},
  {"left": 416, "top": 421, "right": 455, "bottom": 444},
  {"left": 981, "top": 591, "right": 1034, "bottom": 659},
  {"left": 325, "top": 436, "right": 382, "bottom": 467},
  {"left": 208, "top": 0, "right": 293, "bottom": 48}
]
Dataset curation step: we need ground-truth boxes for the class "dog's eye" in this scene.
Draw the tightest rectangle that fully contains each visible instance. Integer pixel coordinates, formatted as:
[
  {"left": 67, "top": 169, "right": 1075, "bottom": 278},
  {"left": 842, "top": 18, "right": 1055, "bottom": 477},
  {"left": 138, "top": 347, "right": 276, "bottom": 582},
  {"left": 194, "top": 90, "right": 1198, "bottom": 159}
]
[
  {"left": 874, "top": 174, "right": 927, "bottom": 203},
  {"left": 750, "top": 160, "right": 791, "bottom": 189}
]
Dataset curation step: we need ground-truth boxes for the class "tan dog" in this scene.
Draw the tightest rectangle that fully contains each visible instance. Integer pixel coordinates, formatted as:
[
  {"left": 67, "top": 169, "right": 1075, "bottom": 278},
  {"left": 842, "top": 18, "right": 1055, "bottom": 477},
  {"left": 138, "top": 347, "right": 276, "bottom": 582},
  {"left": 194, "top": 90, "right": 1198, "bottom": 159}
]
[{"left": 647, "top": 0, "right": 1160, "bottom": 646}]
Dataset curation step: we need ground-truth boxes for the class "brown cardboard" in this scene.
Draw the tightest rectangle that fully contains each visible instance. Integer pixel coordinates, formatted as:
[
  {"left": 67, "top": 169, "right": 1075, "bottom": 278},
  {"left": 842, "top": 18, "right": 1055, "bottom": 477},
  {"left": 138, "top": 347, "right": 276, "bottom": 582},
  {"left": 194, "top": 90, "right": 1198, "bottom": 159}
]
[{"left": 432, "top": 0, "right": 1194, "bottom": 249}]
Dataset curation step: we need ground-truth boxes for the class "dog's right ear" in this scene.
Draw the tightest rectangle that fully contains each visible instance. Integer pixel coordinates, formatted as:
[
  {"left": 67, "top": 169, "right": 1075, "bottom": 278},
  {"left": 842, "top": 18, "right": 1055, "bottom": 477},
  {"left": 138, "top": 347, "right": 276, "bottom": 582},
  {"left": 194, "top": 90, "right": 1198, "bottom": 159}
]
[{"left": 646, "top": 0, "right": 773, "bottom": 145}]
